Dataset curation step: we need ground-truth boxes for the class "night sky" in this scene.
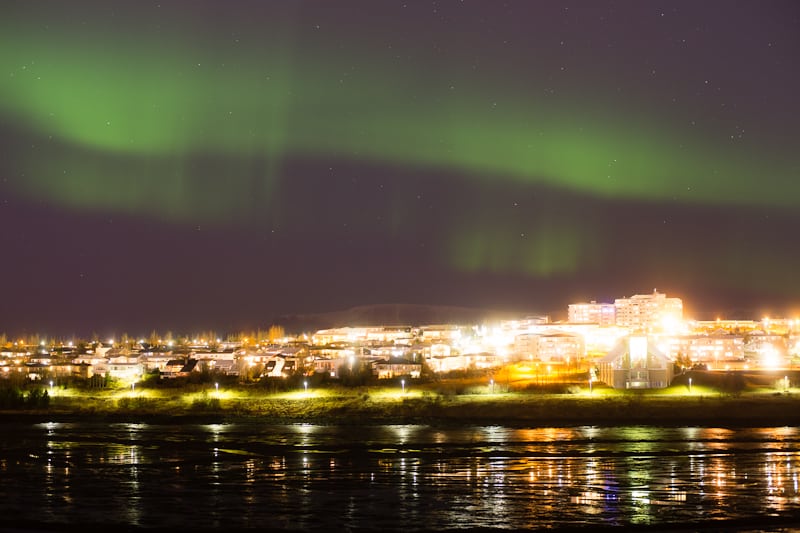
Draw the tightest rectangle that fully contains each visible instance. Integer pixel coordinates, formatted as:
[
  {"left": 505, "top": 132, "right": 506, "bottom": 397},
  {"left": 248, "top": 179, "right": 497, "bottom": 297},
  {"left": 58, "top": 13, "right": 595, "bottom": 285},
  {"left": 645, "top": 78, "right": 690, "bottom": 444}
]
[{"left": 1, "top": 1, "right": 799, "bottom": 336}]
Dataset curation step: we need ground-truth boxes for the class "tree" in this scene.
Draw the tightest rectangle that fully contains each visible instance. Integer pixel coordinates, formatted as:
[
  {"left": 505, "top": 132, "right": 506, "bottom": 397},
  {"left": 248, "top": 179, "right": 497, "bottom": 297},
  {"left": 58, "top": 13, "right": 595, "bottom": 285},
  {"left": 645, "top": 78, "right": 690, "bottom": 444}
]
[
  {"left": 26, "top": 388, "right": 50, "bottom": 408},
  {"left": 721, "top": 371, "right": 746, "bottom": 397},
  {"left": 339, "top": 360, "right": 372, "bottom": 386},
  {"left": 419, "top": 358, "right": 437, "bottom": 382},
  {"left": 200, "top": 330, "right": 219, "bottom": 347},
  {"left": 675, "top": 351, "right": 692, "bottom": 372},
  {"left": 119, "top": 333, "right": 133, "bottom": 350},
  {"left": 268, "top": 325, "right": 286, "bottom": 343},
  {"left": 234, "top": 331, "right": 257, "bottom": 348}
]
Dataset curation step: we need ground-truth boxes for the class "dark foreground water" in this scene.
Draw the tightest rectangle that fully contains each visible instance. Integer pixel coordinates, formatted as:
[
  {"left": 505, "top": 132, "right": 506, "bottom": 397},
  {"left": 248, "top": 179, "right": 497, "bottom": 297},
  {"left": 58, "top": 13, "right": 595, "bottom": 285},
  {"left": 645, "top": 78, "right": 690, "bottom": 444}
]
[{"left": 0, "top": 422, "right": 799, "bottom": 531}]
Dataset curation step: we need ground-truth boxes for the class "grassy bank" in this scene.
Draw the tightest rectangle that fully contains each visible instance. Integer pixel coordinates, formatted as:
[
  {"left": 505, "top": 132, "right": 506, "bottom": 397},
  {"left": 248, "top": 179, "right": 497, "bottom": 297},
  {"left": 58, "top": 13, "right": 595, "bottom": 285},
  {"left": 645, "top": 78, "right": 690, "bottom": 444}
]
[{"left": 5, "top": 382, "right": 800, "bottom": 426}]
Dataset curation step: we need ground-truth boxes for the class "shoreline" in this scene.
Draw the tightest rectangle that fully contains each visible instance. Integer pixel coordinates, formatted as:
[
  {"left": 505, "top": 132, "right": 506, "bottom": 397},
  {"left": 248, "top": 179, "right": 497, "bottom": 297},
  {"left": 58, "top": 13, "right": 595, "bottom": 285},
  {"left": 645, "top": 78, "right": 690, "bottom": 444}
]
[{"left": 4, "top": 391, "right": 800, "bottom": 427}]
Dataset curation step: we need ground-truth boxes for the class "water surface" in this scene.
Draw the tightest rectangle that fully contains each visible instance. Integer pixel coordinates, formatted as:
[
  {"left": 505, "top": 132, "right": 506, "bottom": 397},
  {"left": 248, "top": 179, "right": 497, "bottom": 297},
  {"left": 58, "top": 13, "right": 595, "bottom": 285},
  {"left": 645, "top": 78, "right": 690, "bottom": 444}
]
[{"left": 1, "top": 423, "right": 798, "bottom": 530}]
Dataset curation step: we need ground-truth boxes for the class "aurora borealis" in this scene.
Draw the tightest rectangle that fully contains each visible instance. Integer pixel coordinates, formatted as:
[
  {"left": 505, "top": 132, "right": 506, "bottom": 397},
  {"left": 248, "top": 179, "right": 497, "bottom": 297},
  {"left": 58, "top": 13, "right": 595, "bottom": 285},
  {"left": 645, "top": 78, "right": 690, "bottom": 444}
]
[{"left": 1, "top": 1, "right": 799, "bottom": 334}]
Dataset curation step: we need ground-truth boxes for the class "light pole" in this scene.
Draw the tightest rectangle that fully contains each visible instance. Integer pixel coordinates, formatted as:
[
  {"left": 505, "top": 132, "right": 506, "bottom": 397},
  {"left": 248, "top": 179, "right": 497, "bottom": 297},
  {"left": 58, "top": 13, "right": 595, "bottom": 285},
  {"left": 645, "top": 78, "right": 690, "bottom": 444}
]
[
  {"left": 49, "top": 380, "right": 54, "bottom": 393},
  {"left": 490, "top": 379, "right": 494, "bottom": 394},
  {"left": 215, "top": 382, "right": 219, "bottom": 394},
  {"left": 401, "top": 379, "right": 405, "bottom": 394},
  {"left": 688, "top": 377, "right": 692, "bottom": 393},
  {"left": 304, "top": 380, "right": 308, "bottom": 393},
  {"left": 589, "top": 376, "right": 593, "bottom": 394}
]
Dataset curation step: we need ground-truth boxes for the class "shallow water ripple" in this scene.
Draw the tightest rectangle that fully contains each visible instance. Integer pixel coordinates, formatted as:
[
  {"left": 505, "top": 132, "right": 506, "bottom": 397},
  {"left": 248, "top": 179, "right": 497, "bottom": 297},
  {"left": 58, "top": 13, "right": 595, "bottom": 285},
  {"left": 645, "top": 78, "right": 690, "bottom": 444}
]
[{"left": 0, "top": 423, "right": 798, "bottom": 530}]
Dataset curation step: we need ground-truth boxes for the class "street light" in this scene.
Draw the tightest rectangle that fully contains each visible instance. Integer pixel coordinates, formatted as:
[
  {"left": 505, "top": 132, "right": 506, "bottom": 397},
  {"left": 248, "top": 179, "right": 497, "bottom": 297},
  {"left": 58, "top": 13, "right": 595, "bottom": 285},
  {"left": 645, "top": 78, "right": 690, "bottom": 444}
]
[
  {"left": 304, "top": 380, "right": 308, "bottom": 393},
  {"left": 490, "top": 379, "right": 494, "bottom": 394},
  {"left": 49, "top": 380, "right": 53, "bottom": 392},
  {"left": 688, "top": 377, "right": 692, "bottom": 392},
  {"left": 215, "top": 382, "right": 219, "bottom": 394},
  {"left": 401, "top": 379, "right": 405, "bottom": 394}
]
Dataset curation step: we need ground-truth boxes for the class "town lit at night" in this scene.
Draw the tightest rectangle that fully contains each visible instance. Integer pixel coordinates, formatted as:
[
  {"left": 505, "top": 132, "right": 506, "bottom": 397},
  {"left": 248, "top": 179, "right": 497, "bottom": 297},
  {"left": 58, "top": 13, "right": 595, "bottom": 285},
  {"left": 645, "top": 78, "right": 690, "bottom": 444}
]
[{"left": 1, "top": 1, "right": 799, "bottom": 530}]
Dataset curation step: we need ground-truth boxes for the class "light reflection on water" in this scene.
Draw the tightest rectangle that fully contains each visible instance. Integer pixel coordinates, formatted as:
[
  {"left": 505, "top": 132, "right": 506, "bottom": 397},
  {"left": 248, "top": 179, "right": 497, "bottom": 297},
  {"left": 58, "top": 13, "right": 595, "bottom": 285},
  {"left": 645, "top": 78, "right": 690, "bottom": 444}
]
[{"left": 0, "top": 423, "right": 798, "bottom": 530}]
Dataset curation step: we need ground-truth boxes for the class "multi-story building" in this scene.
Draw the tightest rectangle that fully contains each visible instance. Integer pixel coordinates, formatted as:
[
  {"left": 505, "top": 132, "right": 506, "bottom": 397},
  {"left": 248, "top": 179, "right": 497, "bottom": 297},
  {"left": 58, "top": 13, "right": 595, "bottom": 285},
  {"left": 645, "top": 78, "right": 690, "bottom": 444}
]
[
  {"left": 614, "top": 290, "right": 683, "bottom": 332},
  {"left": 419, "top": 325, "right": 462, "bottom": 342},
  {"left": 514, "top": 331, "right": 585, "bottom": 365},
  {"left": 372, "top": 358, "right": 422, "bottom": 379},
  {"left": 509, "top": 323, "right": 627, "bottom": 359},
  {"left": 568, "top": 301, "right": 616, "bottom": 326},
  {"left": 790, "top": 335, "right": 800, "bottom": 357},
  {"left": 657, "top": 334, "right": 745, "bottom": 367},
  {"left": 312, "top": 326, "right": 415, "bottom": 346},
  {"left": 744, "top": 333, "right": 789, "bottom": 368}
]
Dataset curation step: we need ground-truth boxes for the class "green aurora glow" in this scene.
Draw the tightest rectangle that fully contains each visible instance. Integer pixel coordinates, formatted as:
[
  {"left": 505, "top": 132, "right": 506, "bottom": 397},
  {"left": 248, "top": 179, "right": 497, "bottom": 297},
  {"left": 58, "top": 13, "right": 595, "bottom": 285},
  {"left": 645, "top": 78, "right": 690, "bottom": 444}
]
[
  {"left": 2, "top": 16, "right": 797, "bottom": 213},
  {"left": 1, "top": 4, "right": 798, "bottom": 292}
]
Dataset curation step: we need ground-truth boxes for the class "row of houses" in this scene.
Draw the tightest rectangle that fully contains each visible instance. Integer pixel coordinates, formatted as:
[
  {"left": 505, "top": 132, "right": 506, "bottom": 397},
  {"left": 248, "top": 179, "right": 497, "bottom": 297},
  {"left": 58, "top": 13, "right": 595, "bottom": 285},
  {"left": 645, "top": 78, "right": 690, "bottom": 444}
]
[
  {"left": 511, "top": 329, "right": 798, "bottom": 369},
  {"left": 3, "top": 288, "right": 799, "bottom": 389},
  {"left": 0, "top": 345, "right": 424, "bottom": 383},
  {"left": 0, "top": 334, "right": 671, "bottom": 390}
]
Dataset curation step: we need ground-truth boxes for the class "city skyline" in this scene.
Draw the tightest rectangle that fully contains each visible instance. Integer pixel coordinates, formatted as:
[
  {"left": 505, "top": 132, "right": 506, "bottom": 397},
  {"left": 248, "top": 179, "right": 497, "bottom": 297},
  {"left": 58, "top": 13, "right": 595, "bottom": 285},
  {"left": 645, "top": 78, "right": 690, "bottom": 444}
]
[
  {"left": 1, "top": 1, "right": 799, "bottom": 335},
  {"left": 2, "top": 290, "right": 798, "bottom": 341}
]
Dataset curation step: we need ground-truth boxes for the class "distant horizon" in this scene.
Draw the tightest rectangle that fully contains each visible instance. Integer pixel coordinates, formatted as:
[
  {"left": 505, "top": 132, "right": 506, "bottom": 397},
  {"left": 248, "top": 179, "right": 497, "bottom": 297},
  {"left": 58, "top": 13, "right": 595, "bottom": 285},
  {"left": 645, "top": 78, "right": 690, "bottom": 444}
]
[
  {"left": 2, "top": 2, "right": 798, "bottom": 338},
  {"left": 3, "top": 296, "right": 798, "bottom": 340}
]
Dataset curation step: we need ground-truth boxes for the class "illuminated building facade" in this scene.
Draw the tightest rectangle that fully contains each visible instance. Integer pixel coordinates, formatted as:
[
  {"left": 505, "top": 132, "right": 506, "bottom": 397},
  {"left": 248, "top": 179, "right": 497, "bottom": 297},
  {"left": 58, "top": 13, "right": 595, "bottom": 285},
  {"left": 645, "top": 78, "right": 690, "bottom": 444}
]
[
  {"left": 568, "top": 301, "right": 616, "bottom": 326},
  {"left": 372, "top": 359, "right": 422, "bottom": 379},
  {"left": 312, "top": 326, "right": 415, "bottom": 346},
  {"left": 514, "top": 331, "right": 585, "bottom": 364},
  {"left": 657, "top": 334, "right": 745, "bottom": 366},
  {"left": 744, "top": 333, "right": 789, "bottom": 368},
  {"left": 598, "top": 336, "right": 674, "bottom": 389},
  {"left": 614, "top": 290, "right": 683, "bottom": 332}
]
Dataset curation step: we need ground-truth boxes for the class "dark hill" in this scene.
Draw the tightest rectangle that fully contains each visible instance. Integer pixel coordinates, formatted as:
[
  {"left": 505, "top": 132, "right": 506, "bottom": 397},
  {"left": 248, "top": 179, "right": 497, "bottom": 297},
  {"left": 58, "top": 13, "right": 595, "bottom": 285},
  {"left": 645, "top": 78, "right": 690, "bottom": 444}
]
[{"left": 271, "top": 303, "right": 528, "bottom": 333}]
